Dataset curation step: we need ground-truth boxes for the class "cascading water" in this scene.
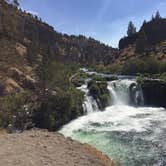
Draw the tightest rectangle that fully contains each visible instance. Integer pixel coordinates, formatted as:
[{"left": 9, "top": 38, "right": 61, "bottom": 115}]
[
  {"left": 77, "top": 84, "right": 99, "bottom": 114},
  {"left": 108, "top": 79, "right": 144, "bottom": 106},
  {"left": 60, "top": 74, "right": 166, "bottom": 166}
]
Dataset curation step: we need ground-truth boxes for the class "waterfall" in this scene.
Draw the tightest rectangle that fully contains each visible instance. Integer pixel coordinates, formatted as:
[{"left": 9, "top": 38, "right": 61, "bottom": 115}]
[
  {"left": 108, "top": 79, "right": 144, "bottom": 106},
  {"left": 60, "top": 72, "right": 166, "bottom": 166},
  {"left": 79, "top": 79, "right": 144, "bottom": 115},
  {"left": 77, "top": 84, "right": 99, "bottom": 114}
]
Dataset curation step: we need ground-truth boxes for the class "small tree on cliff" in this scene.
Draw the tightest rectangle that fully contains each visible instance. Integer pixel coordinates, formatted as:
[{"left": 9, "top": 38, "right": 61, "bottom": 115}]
[
  {"left": 127, "top": 21, "right": 137, "bottom": 36},
  {"left": 155, "top": 11, "right": 161, "bottom": 20},
  {"left": 135, "top": 29, "right": 147, "bottom": 54}
]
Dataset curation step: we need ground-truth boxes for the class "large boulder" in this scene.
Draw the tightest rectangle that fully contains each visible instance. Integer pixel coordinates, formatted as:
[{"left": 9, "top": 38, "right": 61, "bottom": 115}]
[{"left": 140, "top": 79, "right": 166, "bottom": 108}]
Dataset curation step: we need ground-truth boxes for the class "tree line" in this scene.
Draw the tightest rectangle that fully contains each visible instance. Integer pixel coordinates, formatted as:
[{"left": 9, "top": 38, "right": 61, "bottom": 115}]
[{"left": 127, "top": 11, "right": 162, "bottom": 53}]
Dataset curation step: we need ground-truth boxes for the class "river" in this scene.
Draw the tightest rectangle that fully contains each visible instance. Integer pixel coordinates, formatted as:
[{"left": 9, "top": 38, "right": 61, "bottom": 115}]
[{"left": 59, "top": 72, "right": 166, "bottom": 166}]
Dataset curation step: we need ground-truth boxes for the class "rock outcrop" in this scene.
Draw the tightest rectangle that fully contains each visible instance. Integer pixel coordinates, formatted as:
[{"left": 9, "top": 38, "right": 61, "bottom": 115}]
[
  {"left": 140, "top": 79, "right": 166, "bottom": 108},
  {"left": 119, "top": 18, "right": 166, "bottom": 50}
]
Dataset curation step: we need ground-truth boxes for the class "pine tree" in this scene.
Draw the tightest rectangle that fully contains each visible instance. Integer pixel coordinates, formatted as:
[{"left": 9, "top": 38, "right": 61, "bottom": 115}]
[
  {"left": 155, "top": 11, "right": 161, "bottom": 20},
  {"left": 127, "top": 21, "right": 136, "bottom": 36},
  {"left": 135, "top": 29, "right": 147, "bottom": 54},
  {"left": 13, "top": 0, "right": 19, "bottom": 7}
]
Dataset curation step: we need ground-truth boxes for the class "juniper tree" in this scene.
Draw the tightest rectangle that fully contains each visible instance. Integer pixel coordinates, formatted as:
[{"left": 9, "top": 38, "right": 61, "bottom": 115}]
[
  {"left": 155, "top": 11, "right": 161, "bottom": 20},
  {"left": 127, "top": 21, "right": 136, "bottom": 36}
]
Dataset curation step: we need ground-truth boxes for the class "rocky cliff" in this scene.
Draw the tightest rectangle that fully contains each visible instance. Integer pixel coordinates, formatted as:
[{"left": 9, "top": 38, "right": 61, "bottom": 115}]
[
  {"left": 140, "top": 79, "right": 166, "bottom": 108},
  {"left": 119, "top": 18, "right": 166, "bottom": 50}
]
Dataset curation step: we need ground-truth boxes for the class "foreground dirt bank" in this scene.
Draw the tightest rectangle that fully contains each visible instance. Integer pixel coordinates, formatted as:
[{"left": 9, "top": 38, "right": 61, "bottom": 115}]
[{"left": 0, "top": 129, "right": 114, "bottom": 166}]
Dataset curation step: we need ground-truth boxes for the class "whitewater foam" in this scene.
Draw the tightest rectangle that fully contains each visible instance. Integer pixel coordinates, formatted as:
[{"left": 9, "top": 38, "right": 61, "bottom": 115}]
[{"left": 60, "top": 76, "right": 166, "bottom": 166}]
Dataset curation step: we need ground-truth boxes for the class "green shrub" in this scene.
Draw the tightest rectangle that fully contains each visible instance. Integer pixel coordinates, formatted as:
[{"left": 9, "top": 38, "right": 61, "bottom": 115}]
[
  {"left": 159, "top": 72, "right": 166, "bottom": 82},
  {"left": 122, "top": 57, "right": 160, "bottom": 75},
  {"left": 0, "top": 91, "right": 37, "bottom": 130},
  {"left": 136, "top": 75, "right": 146, "bottom": 85},
  {"left": 88, "top": 80, "right": 110, "bottom": 109},
  {"left": 34, "top": 87, "right": 84, "bottom": 131},
  {"left": 91, "top": 74, "right": 106, "bottom": 82}
]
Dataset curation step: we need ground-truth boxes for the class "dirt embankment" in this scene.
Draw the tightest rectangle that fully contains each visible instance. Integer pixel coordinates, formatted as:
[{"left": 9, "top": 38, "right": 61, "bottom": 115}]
[{"left": 0, "top": 129, "right": 115, "bottom": 166}]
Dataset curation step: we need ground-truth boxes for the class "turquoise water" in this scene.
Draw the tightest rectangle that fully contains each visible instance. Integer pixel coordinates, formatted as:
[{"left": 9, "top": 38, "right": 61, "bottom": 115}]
[
  {"left": 60, "top": 78, "right": 166, "bottom": 165},
  {"left": 60, "top": 105, "right": 166, "bottom": 166}
]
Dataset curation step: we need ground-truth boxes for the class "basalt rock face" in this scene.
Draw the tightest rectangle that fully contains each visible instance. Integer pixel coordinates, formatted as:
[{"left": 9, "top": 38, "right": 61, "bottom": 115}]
[
  {"left": 119, "top": 34, "right": 138, "bottom": 50},
  {"left": 129, "top": 83, "right": 144, "bottom": 106},
  {"left": 142, "top": 19, "right": 166, "bottom": 45},
  {"left": 140, "top": 79, "right": 166, "bottom": 108}
]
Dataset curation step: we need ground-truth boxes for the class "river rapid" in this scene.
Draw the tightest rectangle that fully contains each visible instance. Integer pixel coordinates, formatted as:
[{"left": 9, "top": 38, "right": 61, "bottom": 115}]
[{"left": 59, "top": 71, "right": 166, "bottom": 166}]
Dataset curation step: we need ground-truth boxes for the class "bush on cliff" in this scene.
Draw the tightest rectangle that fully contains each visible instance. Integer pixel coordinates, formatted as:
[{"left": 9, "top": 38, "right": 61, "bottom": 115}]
[
  {"left": 34, "top": 56, "right": 85, "bottom": 131},
  {"left": 122, "top": 57, "right": 160, "bottom": 75},
  {"left": 88, "top": 80, "right": 110, "bottom": 110},
  {"left": 0, "top": 90, "right": 38, "bottom": 131},
  {"left": 34, "top": 88, "right": 84, "bottom": 131}
]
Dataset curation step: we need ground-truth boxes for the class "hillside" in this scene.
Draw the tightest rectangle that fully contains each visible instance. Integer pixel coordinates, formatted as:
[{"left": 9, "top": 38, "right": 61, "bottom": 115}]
[
  {"left": 117, "top": 17, "right": 166, "bottom": 66},
  {"left": 94, "top": 16, "right": 166, "bottom": 75},
  {"left": 0, "top": 0, "right": 117, "bottom": 68},
  {"left": 119, "top": 18, "right": 166, "bottom": 49},
  {"left": 0, "top": 0, "right": 119, "bottom": 132}
]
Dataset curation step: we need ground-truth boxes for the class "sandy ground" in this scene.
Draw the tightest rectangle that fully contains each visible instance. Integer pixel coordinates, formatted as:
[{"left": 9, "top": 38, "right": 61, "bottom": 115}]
[{"left": 0, "top": 129, "right": 114, "bottom": 166}]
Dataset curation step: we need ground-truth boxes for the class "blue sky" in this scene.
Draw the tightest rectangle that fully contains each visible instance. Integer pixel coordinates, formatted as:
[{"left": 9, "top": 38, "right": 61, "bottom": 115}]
[{"left": 19, "top": 0, "right": 166, "bottom": 48}]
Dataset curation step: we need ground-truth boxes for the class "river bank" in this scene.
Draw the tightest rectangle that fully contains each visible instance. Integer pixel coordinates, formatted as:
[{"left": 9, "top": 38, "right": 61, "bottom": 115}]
[{"left": 0, "top": 129, "right": 115, "bottom": 166}]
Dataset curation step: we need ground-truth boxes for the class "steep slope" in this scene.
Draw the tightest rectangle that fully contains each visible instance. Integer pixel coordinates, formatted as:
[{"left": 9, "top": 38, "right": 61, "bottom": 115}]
[
  {"left": 0, "top": 0, "right": 119, "bottom": 131},
  {"left": 106, "top": 17, "right": 166, "bottom": 75},
  {"left": 117, "top": 18, "right": 166, "bottom": 66},
  {"left": 0, "top": 0, "right": 117, "bottom": 67}
]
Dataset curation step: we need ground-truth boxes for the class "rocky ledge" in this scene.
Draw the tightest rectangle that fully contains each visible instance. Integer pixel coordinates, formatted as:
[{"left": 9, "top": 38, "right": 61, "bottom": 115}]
[
  {"left": 140, "top": 79, "right": 166, "bottom": 108},
  {"left": 0, "top": 129, "right": 115, "bottom": 166}
]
